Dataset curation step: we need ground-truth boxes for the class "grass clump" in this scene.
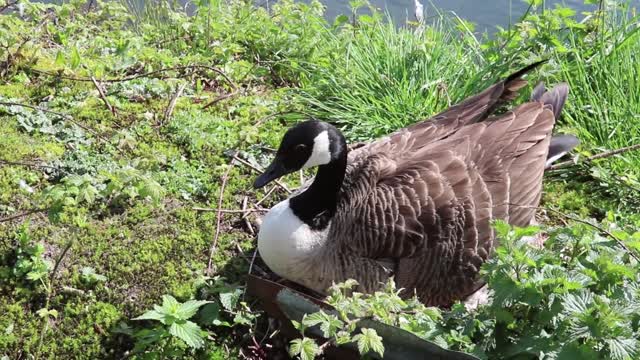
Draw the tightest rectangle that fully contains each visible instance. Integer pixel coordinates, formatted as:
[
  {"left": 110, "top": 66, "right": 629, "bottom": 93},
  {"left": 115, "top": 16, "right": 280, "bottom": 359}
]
[{"left": 297, "top": 10, "right": 490, "bottom": 140}]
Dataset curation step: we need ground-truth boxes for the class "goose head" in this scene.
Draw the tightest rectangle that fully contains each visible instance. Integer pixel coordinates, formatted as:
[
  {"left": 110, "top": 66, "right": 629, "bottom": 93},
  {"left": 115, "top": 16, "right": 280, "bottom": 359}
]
[{"left": 253, "top": 120, "right": 346, "bottom": 189}]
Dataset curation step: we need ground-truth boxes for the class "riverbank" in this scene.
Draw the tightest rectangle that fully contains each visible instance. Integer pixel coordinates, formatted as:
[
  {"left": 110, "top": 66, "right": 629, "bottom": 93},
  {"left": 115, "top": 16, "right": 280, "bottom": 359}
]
[{"left": 0, "top": 0, "right": 639, "bottom": 358}]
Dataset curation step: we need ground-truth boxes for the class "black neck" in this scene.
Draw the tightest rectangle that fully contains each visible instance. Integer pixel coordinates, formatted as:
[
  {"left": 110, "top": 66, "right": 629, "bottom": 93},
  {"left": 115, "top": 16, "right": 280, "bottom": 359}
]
[{"left": 289, "top": 145, "right": 347, "bottom": 230}]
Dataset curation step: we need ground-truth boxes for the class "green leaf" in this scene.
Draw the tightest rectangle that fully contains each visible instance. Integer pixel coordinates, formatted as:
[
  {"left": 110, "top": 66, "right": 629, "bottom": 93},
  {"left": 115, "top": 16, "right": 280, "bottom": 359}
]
[
  {"left": 37, "top": 308, "right": 58, "bottom": 319},
  {"left": 160, "top": 295, "right": 180, "bottom": 313},
  {"left": 196, "top": 303, "right": 221, "bottom": 325},
  {"left": 168, "top": 320, "right": 206, "bottom": 349},
  {"left": 352, "top": 328, "right": 384, "bottom": 357},
  {"left": 289, "top": 337, "right": 320, "bottom": 360},
  {"left": 302, "top": 311, "right": 344, "bottom": 338},
  {"left": 606, "top": 338, "right": 638, "bottom": 360},
  {"left": 563, "top": 290, "right": 593, "bottom": 315},
  {"left": 557, "top": 342, "right": 600, "bottom": 360},
  {"left": 219, "top": 288, "right": 242, "bottom": 311},
  {"left": 70, "top": 46, "right": 81, "bottom": 70},
  {"left": 175, "top": 300, "right": 211, "bottom": 320},
  {"left": 133, "top": 309, "right": 166, "bottom": 323},
  {"left": 55, "top": 50, "right": 65, "bottom": 66},
  {"left": 334, "top": 14, "right": 349, "bottom": 27}
]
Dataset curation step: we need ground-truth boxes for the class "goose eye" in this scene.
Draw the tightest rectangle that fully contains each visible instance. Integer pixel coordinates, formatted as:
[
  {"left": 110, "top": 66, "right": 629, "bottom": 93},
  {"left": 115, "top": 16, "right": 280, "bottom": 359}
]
[{"left": 294, "top": 144, "right": 307, "bottom": 152}]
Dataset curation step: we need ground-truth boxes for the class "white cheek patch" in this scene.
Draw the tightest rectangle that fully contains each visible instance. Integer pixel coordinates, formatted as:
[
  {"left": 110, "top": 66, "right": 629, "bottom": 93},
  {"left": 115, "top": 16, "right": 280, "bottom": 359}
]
[{"left": 302, "top": 130, "right": 332, "bottom": 169}]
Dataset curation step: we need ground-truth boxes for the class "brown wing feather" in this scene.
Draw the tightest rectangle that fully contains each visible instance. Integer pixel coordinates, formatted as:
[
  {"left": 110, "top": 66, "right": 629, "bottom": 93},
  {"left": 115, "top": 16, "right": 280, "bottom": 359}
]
[
  {"left": 348, "top": 62, "right": 545, "bottom": 163},
  {"left": 325, "top": 64, "right": 564, "bottom": 306}
]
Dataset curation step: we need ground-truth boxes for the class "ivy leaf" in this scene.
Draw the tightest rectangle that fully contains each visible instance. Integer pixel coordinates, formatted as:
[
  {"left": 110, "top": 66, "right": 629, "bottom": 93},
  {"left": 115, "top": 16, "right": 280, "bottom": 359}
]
[
  {"left": 175, "top": 300, "right": 211, "bottom": 320},
  {"left": 168, "top": 320, "right": 206, "bottom": 349},
  {"left": 289, "top": 337, "right": 320, "bottom": 360},
  {"left": 352, "top": 328, "right": 384, "bottom": 357}
]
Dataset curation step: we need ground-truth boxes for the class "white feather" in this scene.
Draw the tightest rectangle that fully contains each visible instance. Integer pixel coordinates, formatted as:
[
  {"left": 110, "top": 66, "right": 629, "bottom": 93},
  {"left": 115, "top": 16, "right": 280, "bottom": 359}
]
[
  {"left": 302, "top": 131, "right": 331, "bottom": 169},
  {"left": 257, "top": 199, "right": 329, "bottom": 281},
  {"left": 545, "top": 151, "right": 568, "bottom": 168}
]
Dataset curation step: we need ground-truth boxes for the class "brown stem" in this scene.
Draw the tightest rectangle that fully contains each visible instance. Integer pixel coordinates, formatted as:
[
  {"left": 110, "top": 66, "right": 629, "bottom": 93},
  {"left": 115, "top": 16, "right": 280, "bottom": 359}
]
[
  {"left": 193, "top": 207, "right": 267, "bottom": 214},
  {"left": 0, "top": 209, "right": 47, "bottom": 223},
  {"left": 163, "top": 82, "right": 188, "bottom": 124},
  {"left": 206, "top": 158, "right": 236, "bottom": 275},
  {"left": 202, "top": 89, "right": 239, "bottom": 109},
  {"left": 30, "top": 65, "right": 237, "bottom": 89},
  {"left": 91, "top": 76, "right": 116, "bottom": 116},
  {"left": 548, "top": 143, "right": 640, "bottom": 171},
  {"left": 232, "top": 155, "right": 291, "bottom": 194},
  {"left": 0, "top": 0, "right": 18, "bottom": 13}
]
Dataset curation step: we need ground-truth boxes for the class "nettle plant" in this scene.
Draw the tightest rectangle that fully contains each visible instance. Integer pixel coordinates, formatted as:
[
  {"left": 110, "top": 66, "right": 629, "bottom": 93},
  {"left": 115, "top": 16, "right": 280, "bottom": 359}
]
[
  {"left": 289, "top": 220, "right": 640, "bottom": 360},
  {"left": 1, "top": 224, "right": 52, "bottom": 291},
  {"left": 126, "top": 276, "right": 257, "bottom": 357}
]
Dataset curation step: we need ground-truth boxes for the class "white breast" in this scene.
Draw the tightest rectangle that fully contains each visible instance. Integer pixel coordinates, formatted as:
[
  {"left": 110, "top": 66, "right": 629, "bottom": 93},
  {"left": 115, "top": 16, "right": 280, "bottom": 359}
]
[{"left": 257, "top": 199, "right": 329, "bottom": 281}]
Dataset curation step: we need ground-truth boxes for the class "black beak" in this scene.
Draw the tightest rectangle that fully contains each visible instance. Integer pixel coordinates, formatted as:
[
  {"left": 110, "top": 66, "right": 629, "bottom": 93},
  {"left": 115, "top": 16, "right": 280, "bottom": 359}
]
[{"left": 253, "top": 159, "right": 288, "bottom": 188}]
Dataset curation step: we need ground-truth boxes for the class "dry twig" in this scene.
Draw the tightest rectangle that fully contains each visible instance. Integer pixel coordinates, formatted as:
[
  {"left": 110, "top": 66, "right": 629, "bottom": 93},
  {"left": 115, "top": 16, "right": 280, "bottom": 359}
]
[
  {"left": 193, "top": 207, "right": 266, "bottom": 214},
  {"left": 163, "top": 82, "right": 188, "bottom": 123},
  {"left": 91, "top": 76, "right": 116, "bottom": 116},
  {"left": 0, "top": 160, "right": 67, "bottom": 174},
  {"left": 232, "top": 155, "right": 291, "bottom": 194},
  {"left": 242, "top": 196, "right": 255, "bottom": 235},
  {"left": 202, "top": 89, "right": 239, "bottom": 109},
  {"left": 0, "top": 209, "right": 47, "bottom": 223},
  {"left": 545, "top": 207, "right": 640, "bottom": 263},
  {"left": 31, "top": 65, "right": 236, "bottom": 89},
  {"left": 548, "top": 143, "right": 640, "bottom": 171},
  {"left": 206, "top": 158, "right": 237, "bottom": 275},
  {"left": 0, "top": 0, "right": 18, "bottom": 13}
]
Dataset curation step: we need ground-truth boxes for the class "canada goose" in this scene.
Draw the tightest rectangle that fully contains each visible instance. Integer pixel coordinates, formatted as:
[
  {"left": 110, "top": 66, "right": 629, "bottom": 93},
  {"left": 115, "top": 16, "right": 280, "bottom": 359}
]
[{"left": 253, "top": 63, "right": 579, "bottom": 306}]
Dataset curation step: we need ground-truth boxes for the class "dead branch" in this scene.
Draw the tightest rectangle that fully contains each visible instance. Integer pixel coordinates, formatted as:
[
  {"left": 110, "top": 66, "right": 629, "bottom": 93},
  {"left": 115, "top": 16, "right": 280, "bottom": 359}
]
[
  {"left": 193, "top": 207, "right": 266, "bottom": 214},
  {"left": 163, "top": 82, "right": 187, "bottom": 124},
  {"left": 242, "top": 196, "right": 255, "bottom": 235},
  {"left": 548, "top": 143, "right": 640, "bottom": 171},
  {"left": 30, "top": 65, "right": 237, "bottom": 89},
  {"left": 232, "top": 155, "right": 291, "bottom": 194},
  {"left": 206, "top": 158, "right": 237, "bottom": 275},
  {"left": 202, "top": 89, "right": 239, "bottom": 109},
  {"left": 249, "top": 185, "right": 277, "bottom": 215},
  {"left": 0, "top": 209, "right": 47, "bottom": 223},
  {"left": 0, "top": 160, "right": 67, "bottom": 174},
  {"left": 91, "top": 76, "right": 116, "bottom": 116},
  {"left": 0, "top": 0, "right": 19, "bottom": 13}
]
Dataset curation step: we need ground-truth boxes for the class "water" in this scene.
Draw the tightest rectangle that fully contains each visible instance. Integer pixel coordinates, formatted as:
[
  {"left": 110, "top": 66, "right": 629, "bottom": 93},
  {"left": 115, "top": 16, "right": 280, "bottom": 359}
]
[
  {"left": 39, "top": 0, "right": 637, "bottom": 33},
  {"left": 312, "top": 0, "right": 629, "bottom": 33}
]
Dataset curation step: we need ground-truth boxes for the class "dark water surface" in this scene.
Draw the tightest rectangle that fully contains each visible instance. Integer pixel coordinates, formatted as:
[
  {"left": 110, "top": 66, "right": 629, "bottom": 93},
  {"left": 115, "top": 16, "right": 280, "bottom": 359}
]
[
  {"left": 316, "top": 0, "right": 634, "bottom": 33},
  {"left": 39, "top": 0, "right": 638, "bottom": 33}
]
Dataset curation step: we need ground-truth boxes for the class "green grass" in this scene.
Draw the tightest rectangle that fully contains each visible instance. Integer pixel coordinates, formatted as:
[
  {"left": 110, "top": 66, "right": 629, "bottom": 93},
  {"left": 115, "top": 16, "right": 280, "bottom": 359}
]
[
  {"left": 0, "top": 0, "right": 639, "bottom": 358},
  {"left": 296, "top": 16, "right": 492, "bottom": 140}
]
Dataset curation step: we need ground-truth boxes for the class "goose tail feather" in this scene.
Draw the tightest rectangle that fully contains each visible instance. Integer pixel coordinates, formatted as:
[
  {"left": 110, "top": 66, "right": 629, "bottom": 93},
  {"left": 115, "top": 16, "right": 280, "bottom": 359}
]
[
  {"left": 546, "top": 134, "right": 580, "bottom": 168},
  {"left": 530, "top": 82, "right": 579, "bottom": 168}
]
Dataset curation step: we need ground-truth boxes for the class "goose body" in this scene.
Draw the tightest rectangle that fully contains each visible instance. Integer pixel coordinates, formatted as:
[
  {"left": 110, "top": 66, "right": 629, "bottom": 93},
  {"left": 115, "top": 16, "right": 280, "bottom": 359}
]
[{"left": 254, "top": 63, "right": 579, "bottom": 306}]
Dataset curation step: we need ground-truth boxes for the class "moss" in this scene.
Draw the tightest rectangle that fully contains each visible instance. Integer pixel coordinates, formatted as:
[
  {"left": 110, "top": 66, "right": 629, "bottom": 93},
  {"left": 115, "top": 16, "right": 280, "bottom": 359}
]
[{"left": 0, "top": 120, "right": 65, "bottom": 162}]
